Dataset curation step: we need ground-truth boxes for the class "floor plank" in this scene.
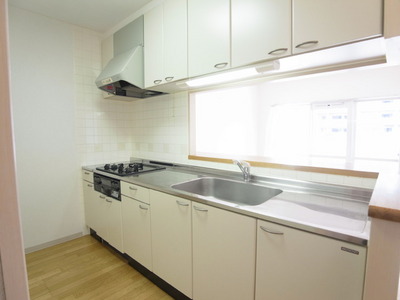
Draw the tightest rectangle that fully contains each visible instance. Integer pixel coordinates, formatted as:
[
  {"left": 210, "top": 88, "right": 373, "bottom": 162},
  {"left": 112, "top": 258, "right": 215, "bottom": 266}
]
[{"left": 26, "top": 235, "right": 173, "bottom": 300}]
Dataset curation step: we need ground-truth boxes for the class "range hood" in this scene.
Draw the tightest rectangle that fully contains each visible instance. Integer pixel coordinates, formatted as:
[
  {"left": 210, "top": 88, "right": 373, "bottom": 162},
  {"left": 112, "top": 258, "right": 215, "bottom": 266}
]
[{"left": 95, "top": 45, "right": 166, "bottom": 99}]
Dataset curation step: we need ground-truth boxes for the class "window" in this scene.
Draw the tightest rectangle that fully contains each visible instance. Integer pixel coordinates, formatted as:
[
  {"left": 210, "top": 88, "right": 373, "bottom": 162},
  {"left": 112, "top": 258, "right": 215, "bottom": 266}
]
[{"left": 190, "top": 87, "right": 400, "bottom": 171}]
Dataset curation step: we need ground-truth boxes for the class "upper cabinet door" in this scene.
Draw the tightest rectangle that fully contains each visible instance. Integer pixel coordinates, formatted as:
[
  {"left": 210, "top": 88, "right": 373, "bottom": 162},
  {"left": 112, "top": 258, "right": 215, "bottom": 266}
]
[
  {"left": 293, "top": 0, "right": 383, "bottom": 54},
  {"left": 231, "top": 0, "right": 292, "bottom": 68},
  {"left": 188, "top": 0, "right": 230, "bottom": 77},
  {"left": 163, "top": 0, "right": 187, "bottom": 82},
  {"left": 144, "top": 0, "right": 187, "bottom": 88},
  {"left": 144, "top": 5, "right": 163, "bottom": 87}
]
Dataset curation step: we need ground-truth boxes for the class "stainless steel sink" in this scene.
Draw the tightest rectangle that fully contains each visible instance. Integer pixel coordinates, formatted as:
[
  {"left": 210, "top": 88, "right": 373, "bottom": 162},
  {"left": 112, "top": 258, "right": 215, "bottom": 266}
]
[{"left": 171, "top": 177, "right": 283, "bottom": 206}]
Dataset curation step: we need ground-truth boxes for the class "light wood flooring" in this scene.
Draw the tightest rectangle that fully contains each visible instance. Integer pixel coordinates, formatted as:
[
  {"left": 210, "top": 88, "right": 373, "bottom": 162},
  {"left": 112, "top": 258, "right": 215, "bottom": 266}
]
[{"left": 26, "top": 235, "right": 173, "bottom": 300}]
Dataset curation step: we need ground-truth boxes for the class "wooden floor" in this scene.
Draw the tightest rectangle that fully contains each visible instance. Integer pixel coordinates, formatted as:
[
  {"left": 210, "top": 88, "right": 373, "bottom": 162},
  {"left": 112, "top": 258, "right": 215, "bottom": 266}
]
[{"left": 26, "top": 235, "right": 173, "bottom": 300}]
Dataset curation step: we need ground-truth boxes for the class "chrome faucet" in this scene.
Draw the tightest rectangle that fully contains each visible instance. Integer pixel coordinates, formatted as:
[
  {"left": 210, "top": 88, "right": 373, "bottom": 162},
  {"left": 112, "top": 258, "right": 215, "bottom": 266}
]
[{"left": 233, "top": 160, "right": 251, "bottom": 182}]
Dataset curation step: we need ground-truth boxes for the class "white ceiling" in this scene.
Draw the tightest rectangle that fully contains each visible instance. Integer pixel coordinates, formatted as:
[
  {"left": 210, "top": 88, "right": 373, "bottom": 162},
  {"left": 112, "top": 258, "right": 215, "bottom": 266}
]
[{"left": 8, "top": 0, "right": 154, "bottom": 33}]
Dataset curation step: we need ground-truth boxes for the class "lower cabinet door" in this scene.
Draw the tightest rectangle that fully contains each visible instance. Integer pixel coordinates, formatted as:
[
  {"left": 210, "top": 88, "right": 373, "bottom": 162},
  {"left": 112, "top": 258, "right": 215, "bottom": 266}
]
[
  {"left": 192, "top": 203, "right": 256, "bottom": 300},
  {"left": 150, "top": 191, "right": 192, "bottom": 298},
  {"left": 255, "top": 219, "right": 367, "bottom": 300},
  {"left": 82, "top": 180, "right": 99, "bottom": 231},
  {"left": 122, "top": 195, "right": 152, "bottom": 271},
  {"left": 105, "top": 197, "right": 123, "bottom": 252}
]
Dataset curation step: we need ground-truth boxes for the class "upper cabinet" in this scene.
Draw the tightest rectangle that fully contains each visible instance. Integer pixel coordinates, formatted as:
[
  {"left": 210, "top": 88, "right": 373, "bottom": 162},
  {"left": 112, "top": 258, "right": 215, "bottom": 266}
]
[
  {"left": 293, "top": 0, "right": 383, "bottom": 54},
  {"left": 188, "top": 0, "right": 231, "bottom": 77},
  {"left": 144, "top": 0, "right": 187, "bottom": 88},
  {"left": 231, "top": 0, "right": 292, "bottom": 68}
]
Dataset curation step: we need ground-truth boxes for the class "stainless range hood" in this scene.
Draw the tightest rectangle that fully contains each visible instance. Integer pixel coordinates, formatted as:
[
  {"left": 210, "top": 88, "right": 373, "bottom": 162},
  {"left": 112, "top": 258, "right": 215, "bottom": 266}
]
[
  {"left": 95, "top": 16, "right": 166, "bottom": 100},
  {"left": 95, "top": 45, "right": 165, "bottom": 99}
]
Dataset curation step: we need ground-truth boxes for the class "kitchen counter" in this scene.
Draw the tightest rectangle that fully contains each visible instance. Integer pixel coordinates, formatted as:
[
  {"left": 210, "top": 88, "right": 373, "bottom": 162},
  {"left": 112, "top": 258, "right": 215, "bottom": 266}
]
[{"left": 83, "top": 161, "right": 373, "bottom": 246}]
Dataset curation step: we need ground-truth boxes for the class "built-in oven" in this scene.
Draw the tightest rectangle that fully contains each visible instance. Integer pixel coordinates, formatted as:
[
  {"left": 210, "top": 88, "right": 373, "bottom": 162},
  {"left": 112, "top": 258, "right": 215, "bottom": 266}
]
[{"left": 93, "top": 173, "right": 121, "bottom": 201}]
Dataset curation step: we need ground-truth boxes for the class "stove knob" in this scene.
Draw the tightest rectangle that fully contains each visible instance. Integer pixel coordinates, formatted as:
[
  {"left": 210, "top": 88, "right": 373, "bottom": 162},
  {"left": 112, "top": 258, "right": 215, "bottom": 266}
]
[
  {"left": 118, "top": 165, "right": 124, "bottom": 173},
  {"left": 111, "top": 164, "right": 118, "bottom": 170},
  {"left": 104, "top": 164, "right": 111, "bottom": 170}
]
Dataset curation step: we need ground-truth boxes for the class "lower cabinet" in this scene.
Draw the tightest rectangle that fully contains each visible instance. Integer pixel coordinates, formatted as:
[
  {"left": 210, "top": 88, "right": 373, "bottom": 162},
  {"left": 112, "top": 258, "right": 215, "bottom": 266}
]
[
  {"left": 150, "top": 191, "right": 192, "bottom": 298},
  {"left": 96, "top": 194, "right": 123, "bottom": 253},
  {"left": 121, "top": 195, "right": 153, "bottom": 271},
  {"left": 82, "top": 178, "right": 99, "bottom": 231},
  {"left": 192, "top": 203, "right": 257, "bottom": 300},
  {"left": 255, "top": 220, "right": 366, "bottom": 300}
]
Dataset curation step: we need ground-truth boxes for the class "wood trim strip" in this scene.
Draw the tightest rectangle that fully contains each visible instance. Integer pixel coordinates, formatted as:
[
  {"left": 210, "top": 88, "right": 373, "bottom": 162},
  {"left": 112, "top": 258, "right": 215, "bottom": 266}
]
[
  {"left": 368, "top": 172, "right": 400, "bottom": 222},
  {"left": 188, "top": 155, "right": 379, "bottom": 179},
  {"left": 369, "top": 206, "right": 400, "bottom": 223}
]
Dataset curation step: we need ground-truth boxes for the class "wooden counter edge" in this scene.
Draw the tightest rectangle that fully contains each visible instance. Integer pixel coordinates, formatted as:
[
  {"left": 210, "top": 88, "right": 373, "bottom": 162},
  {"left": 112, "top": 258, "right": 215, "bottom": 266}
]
[{"left": 368, "top": 172, "right": 400, "bottom": 223}]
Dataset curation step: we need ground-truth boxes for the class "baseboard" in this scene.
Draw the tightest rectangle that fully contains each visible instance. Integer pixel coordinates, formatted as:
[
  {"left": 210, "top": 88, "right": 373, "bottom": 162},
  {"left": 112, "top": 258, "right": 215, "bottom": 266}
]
[{"left": 24, "top": 232, "right": 84, "bottom": 254}]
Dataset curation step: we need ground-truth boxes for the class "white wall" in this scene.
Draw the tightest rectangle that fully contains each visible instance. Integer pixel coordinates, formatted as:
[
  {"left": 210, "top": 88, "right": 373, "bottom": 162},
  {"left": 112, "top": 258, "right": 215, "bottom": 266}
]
[{"left": 9, "top": 7, "right": 82, "bottom": 250}]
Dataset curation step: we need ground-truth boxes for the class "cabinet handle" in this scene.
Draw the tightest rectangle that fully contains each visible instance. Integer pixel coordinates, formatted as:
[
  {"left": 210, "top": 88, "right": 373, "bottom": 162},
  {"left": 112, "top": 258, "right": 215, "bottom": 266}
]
[
  {"left": 139, "top": 205, "right": 149, "bottom": 210},
  {"left": 154, "top": 79, "right": 162, "bottom": 85},
  {"left": 268, "top": 48, "right": 288, "bottom": 55},
  {"left": 165, "top": 76, "right": 174, "bottom": 82},
  {"left": 295, "top": 40, "right": 319, "bottom": 49},
  {"left": 193, "top": 205, "right": 208, "bottom": 212},
  {"left": 260, "top": 226, "right": 284, "bottom": 235},
  {"left": 214, "top": 62, "right": 228, "bottom": 69},
  {"left": 84, "top": 171, "right": 90, "bottom": 175},
  {"left": 106, "top": 199, "right": 112, "bottom": 203},
  {"left": 176, "top": 200, "right": 189, "bottom": 207},
  {"left": 99, "top": 195, "right": 106, "bottom": 199},
  {"left": 87, "top": 184, "right": 93, "bottom": 188},
  {"left": 129, "top": 187, "right": 137, "bottom": 191}
]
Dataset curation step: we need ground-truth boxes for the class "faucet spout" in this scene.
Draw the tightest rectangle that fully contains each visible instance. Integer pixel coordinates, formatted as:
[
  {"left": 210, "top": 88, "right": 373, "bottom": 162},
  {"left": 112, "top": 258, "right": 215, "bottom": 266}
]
[{"left": 233, "top": 160, "right": 251, "bottom": 182}]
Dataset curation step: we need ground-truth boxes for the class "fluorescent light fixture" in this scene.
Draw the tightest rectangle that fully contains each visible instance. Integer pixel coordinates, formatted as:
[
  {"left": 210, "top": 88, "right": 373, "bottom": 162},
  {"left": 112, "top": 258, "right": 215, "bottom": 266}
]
[
  {"left": 185, "top": 38, "right": 386, "bottom": 88},
  {"left": 186, "top": 61, "right": 280, "bottom": 87},
  {"left": 278, "top": 38, "right": 386, "bottom": 72}
]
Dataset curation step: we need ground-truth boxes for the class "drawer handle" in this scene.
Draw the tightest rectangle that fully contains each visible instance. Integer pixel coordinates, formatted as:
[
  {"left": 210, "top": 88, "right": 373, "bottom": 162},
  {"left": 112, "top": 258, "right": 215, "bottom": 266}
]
[
  {"left": 84, "top": 172, "right": 90, "bottom": 175},
  {"left": 87, "top": 184, "right": 93, "bottom": 188},
  {"left": 99, "top": 195, "right": 106, "bottom": 199},
  {"left": 139, "top": 205, "right": 149, "bottom": 210},
  {"left": 295, "top": 40, "right": 319, "bottom": 49},
  {"left": 193, "top": 205, "right": 208, "bottom": 212},
  {"left": 214, "top": 62, "right": 228, "bottom": 69},
  {"left": 129, "top": 187, "right": 137, "bottom": 191},
  {"left": 165, "top": 76, "right": 174, "bottom": 82},
  {"left": 106, "top": 199, "right": 112, "bottom": 203},
  {"left": 176, "top": 200, "right": 189, "bottom": 207},
  {"left": 260, "top": 226, "right": 284, "bottom": 235},
  {"left": 154, "top": 79, "right": 162, "bottom": 84},
  {"left": 268, "top": 48, "right": 288, "bottom": 55}
]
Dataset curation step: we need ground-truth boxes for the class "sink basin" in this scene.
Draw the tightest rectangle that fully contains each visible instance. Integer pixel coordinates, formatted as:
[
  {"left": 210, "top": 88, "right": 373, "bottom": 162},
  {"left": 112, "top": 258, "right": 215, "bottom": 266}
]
[{"left": 171, "top": 177, "right": 282, "bottom": 206}]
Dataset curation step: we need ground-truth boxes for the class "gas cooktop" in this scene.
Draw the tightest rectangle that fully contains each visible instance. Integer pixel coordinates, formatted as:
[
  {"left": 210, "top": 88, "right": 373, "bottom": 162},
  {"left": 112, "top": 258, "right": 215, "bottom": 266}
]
[{"left": 96, "top": 162, "right": 165, "bottom": 177}]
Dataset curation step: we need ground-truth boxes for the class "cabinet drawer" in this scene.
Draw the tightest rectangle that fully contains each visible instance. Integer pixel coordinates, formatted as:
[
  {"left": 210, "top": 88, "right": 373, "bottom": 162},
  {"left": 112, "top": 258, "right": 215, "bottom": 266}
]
[
  {"left": 82, "top": 170, "right": 93, "bottom": 183},
  {"left": 121, "top": 182, "right": 150, "bottom": 204}
]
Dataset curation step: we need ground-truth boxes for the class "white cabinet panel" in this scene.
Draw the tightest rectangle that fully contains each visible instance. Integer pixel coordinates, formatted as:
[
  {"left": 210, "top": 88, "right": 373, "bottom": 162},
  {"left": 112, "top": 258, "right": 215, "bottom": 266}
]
[
  {"left": 105, "top": 197, "right": 123, "bottom": 252},
  {"left": 231, "top": 0, "right": 292, "bottom": 67},
  {"left": 150, "top": 191, "right": 192, "bottom": 298},
  {"left": 255, "top": 220, "right": 366, "bottom": 300},
  {"left": 144, "top": 0, "right": 187, "bottom": 88},
  {"left": 192, "top": 203, "right": 256, "bottom": 300},
  {"left": 293, "top": 0, "right": 383, "bottom": 54},
  {"left": 188, "top": 0, "right": 230, "bottom": 77},
  {"left": 144, "top": 5, "right": 163, "bottom": 87},
  {"left": 122, "top": 195, "right": 152, "bottom": 270},
  {"left": 163, "top": 0, "right": 187, "bottom": 82},
  {"left": 121, "top": 182, "right": 149, "bottom": 204},
  {"left": 82, "top": 180, "right": 98, "bottom": 231}
]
